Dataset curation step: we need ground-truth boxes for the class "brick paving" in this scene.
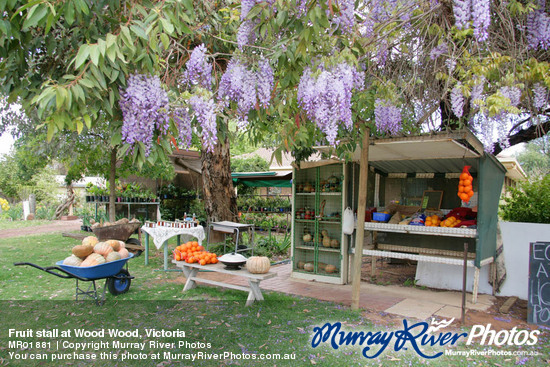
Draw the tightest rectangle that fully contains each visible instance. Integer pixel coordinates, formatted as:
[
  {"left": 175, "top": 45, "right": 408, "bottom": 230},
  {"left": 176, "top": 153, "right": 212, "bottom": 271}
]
[{"left": 179, "top": 263, "right": 406, "bottom": 312}]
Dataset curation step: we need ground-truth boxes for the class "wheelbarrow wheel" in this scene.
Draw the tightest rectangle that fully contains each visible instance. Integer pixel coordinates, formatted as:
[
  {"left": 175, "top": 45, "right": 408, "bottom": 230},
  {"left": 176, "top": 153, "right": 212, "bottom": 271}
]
[
  {"left": 125, "top": 238, "right": 143, "bottom": 257},
  {"left": 107, "top": 269, "right": 131, "bottom": 295}
]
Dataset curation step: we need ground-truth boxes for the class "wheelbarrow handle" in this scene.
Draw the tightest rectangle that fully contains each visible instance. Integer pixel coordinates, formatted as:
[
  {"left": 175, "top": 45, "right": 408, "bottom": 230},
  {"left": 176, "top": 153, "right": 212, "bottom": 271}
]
[{"left": 14, "top": 262, "right": 88, "bottom": 280}]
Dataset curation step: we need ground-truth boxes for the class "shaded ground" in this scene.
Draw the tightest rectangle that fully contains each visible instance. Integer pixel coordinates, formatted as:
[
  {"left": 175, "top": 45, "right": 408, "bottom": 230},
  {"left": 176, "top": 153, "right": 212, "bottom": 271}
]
[
  {"left": 0, "top": 219, "right": 81, "bottom": 239},
  {"left": 360, "top": 255, "right": 535, "bottom": 331}
]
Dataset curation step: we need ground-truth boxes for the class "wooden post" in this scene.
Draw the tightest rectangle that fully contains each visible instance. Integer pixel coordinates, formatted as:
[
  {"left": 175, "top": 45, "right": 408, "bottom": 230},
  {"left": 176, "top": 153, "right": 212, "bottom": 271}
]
[
  {"left": 461, "top": 242, "right": 468, "bottom": 325},
  {"left": 351, "top": 129, "right": 370, "bottom": 310}
]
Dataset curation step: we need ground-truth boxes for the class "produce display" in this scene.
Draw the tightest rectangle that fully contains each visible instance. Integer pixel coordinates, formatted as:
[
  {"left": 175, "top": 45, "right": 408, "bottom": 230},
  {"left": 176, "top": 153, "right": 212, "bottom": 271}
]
[
  {"left": 173, "top": 241, "right": 218, "bottom": 265},
  {"left": 457, "top": 166, "right": 475, "bottom": 203},
  {"left": 90, "top": 217, "right": 140, "bottom": 229},
  {"left": 63, "top": 236, "right": 128, "bottom": 267},
  {"left": 246, "top": 256, "right": 271, "bottom": 274}
]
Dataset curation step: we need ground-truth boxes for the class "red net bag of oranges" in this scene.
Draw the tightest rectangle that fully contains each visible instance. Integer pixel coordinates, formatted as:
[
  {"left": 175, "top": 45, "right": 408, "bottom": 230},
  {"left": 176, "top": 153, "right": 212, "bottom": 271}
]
[{"left": 457, "top": 166, "right": 474, "bottom": 203}]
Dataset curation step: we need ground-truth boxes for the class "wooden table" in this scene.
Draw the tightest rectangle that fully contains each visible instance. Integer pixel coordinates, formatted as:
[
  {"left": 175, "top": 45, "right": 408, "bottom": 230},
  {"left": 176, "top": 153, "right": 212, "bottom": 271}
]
[{"left": 172, "top": 261, "right": 276, "bottom": 306}]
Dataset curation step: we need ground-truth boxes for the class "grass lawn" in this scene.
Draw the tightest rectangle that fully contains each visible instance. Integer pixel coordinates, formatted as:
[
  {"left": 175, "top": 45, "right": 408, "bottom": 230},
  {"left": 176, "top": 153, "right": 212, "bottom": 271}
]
[
  {"left": 0, "top": 233, "right": 548, "bottom": 366},
  {"left": 0, "top": 219, "right": 56, "bottom": 231}
]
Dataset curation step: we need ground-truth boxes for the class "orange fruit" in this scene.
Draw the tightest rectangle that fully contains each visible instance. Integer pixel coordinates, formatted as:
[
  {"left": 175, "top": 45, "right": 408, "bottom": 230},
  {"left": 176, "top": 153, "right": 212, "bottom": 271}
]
[
  {"left": 460, "top": 193, "right": 469, "bottom": 201},
  {"left": 464, "top": 185, "right": 473, "bottom": 193},
  {"left": 463, "top": 179, "right": 472, "bottom": 186},
  {"left": 460, "top": 173, "right": 469, "bottom": 180},
  {"left": 458, "top": 185, "right": 465, "bottom": 193},
  {"left": 200, "top": 259, "right": 206, "bottom": 265},
  {"left": 467, "top": 190, "right": 474, "bottom": 197},
  {"left": 459, "top": 180, "right": 465, "bottom": 186}
]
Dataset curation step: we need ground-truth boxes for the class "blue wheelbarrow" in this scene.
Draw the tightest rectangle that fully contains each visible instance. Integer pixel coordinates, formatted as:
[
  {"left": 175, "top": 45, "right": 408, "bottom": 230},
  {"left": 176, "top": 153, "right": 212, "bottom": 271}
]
[{"left": 15, "top": 253, "right": 134, "bottom": 305}]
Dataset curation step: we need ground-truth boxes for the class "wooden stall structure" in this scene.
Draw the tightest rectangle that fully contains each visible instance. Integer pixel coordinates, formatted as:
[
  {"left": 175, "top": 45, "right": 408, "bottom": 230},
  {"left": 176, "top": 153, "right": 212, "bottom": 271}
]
[{"left": 314, "top": 130, "right": 506, "bottom": 303}]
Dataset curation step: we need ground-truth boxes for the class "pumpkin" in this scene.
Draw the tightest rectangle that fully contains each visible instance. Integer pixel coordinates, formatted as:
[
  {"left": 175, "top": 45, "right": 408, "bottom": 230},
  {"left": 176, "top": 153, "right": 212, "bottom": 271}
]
[
  {"left": 93, "top": 242, "right": 113, "bottom": 257},
  {"left": 330, "top": 239, "right": 340, "bottom": 249},
  {"left": 72, "top": 244, "right": 93, "bottom": 259},
  {"left": 317, "top": 262, "right": 327, "bottom": 270},
  {"left": 297, "top": 261, "right": 305, "bottom": 269},
  {"left": 63, "top": 254, "right": 83, "bottom": 266},
  {"left": 325, "top": 264, "right": 337, "bottom": 274},
  {"left": 119, "top": 241, "right": 126, "bottom": 249},
  {"left": 105, "top": 251, "right": 121, "bottom": 262},
  {"left": 81, "top": 253, "right": 106, "bottom": 267},
  {"left": 82, "top": 236, "right": 99, "bottom": 247},
  {"left": 246, "top": 256, "right": 271, "bottom": 274},
  {"left": 105, "top": 239, "right": 121, "bottom": 251},
  {"left": 114, "top": 218, "right": 129, "bottom": 225},
  {"left": 91, "top": 223, "right": 101, "bottom": 229},
  {"left": 118, "top": 247, "right": 129, "bottom": 259},
  {"left": 303, "top": 262, "right": 314, "bottom": 272}
]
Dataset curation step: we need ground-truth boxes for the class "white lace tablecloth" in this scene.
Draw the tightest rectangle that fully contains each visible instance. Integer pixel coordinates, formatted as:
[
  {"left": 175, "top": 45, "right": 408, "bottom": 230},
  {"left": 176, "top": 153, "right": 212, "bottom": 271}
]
[{"left": 141, "top": 225, "right": 205, "bottom": 249}]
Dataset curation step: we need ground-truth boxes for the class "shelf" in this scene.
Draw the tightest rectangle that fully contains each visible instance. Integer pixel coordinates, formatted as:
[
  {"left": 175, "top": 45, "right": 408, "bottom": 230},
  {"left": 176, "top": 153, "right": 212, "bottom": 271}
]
[
  {"left": 295, "top": 192, "right": 316, "bottom": 196},
  {"left": 319, "top": 192, "right": 342, "bottom": 196},
  {"left": 295, "top": 245, "right": 315, "bottom": 251},
  {"left": 295, "top": 219, "right": 315, "bottom": 223},
  {"left": 319, "top": 220, "right": 341, "bottom": 224},
  {"left": 318, "top": 247, "right": 341, "bottom": 253}
]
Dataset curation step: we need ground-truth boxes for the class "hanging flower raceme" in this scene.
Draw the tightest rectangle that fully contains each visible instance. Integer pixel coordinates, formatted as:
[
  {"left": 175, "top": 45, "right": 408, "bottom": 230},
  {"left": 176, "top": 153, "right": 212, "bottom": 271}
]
[
  {"left": 453, "top": 0, "right": 490, "bottom": 42},
  {"left": 189, "top": 95, "right": 217, "bottom": 153},
  {"left": 374, "top": 99, "right": 402, "bottom": 135},
  {"left": 527, "top": 3, "right": 550, "bottom": 50},
  {"left": 181, "top": 44, "right": 212, "bottom": 90},
  {"left": 297, "top": 62, "right": 365, "bottom": 144},
  {"left": 173, "top": 107, "right": 192, "bottom": 149},
  {"left": 533, "top": 83, "right": 548, "bottom": 110},
  {"left": 451, "top": 83, "right": 464, "bottom": 118},
  {"left": 218, "top": 58, "right": 274, "bottom": 128},
  {"left": 119, "top": 73, "right": 170, "bottom": 156}
]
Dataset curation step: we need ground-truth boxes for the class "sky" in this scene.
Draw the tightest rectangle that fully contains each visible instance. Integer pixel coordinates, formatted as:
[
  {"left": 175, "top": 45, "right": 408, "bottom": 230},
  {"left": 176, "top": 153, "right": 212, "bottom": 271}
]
[{"left": 0, "top": 132, "right": 14, "bottom": 156}]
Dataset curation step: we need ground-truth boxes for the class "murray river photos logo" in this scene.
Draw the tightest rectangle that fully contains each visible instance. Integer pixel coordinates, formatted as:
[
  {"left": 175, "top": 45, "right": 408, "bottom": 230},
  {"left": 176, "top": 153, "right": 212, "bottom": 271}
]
[{"left": 310, "top": 318, "right": 540, "bottom": 359}]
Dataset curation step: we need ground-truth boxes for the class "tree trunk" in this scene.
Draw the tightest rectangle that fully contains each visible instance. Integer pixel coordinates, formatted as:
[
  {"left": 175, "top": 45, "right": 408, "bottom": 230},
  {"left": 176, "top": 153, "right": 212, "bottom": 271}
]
[
  {"left": 201, "top": 135, "right": 237, "bottom": 223},
  {"left": 109, "top": 146, "right": 117, "bottom": 222}
]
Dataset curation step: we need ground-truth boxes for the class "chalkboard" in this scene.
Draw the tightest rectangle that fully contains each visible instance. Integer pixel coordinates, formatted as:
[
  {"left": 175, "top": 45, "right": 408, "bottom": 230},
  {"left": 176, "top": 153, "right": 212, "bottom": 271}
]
[
  {"left": 421, "top": 190, "right": 443, "bottom": 210},
  {"left": 528, "top": 242, "right": 550, "bottom": 326}
]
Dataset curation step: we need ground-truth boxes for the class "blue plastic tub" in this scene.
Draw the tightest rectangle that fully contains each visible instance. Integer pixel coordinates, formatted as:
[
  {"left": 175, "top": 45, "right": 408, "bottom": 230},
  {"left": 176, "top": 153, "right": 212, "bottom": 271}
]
[
  {"left": 372, "top": 212, "right": 391, "bottom": 222},
  {"left": 56, "top": 253, "right": 134, "bottom": 280}
]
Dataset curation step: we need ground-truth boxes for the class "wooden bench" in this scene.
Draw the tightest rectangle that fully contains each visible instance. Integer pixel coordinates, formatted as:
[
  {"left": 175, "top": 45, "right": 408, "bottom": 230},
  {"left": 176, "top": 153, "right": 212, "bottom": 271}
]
[{"left": 172, "top": 261, "right": 276, "bottom": 306}]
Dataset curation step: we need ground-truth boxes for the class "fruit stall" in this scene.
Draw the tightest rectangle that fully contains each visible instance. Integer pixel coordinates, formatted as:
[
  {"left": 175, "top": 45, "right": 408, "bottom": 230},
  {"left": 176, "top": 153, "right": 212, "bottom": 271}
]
[{"left": 306, "top": 130, "right": 506, "bottom": 302}]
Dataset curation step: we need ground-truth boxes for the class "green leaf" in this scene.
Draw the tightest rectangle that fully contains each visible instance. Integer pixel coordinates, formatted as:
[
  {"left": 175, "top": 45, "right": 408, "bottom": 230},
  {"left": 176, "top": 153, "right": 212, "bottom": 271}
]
[
  {"left": 106, "top": 44, "right": 117, "bottom": 63},
  {"left": 83, "top": 114, "right": 91, "bottom": 129},
  {"left": 76, "top": 120, "right": 83, "bottom": 134},
  {"left": 131, "top": 24, "right": 148, "bottom": 40},
  {"left": 23, "top": 4, "right": 48, "bottom": 29},
  {"left": 79, "top": 77, "right": 94, "bottom": 89},
  {"left": 46, "top": 123, "right": 55, "bottom": 142},
  {"left": 89, "top": 44, "right": 100, "bottom": 66},
  {"left": 74, "top": 45, "right": 89, "bottom": 69},
  {"left": 111, "top": 132, "right": 122, "bottom": 146},
  {"left": 182, "top": 0, "right": 193, "bottom": 12},
  {"left": 65, "top": 1, "right": 75, "bottom": 25},
  {"left": 55, "top": 88, "right": 65, "bottom": 110},
  {"left": 160, "top": 33, "right": 170, "bottom": 50},
  {"left": 90, "top": 65, "right": 107, "bottom": 89},
  {"left": 106, "top": 33, "right": 117, "bottom": 49},
  {"left": 160, "top": 18, "right": 174, "bottom": 35}
]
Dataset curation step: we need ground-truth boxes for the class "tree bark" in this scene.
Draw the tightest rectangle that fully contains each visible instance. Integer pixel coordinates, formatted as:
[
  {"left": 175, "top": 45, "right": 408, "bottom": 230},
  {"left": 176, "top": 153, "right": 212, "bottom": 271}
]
[
  {"left": 109, "top": 146, "right": 117, "bottom": 222},
  {"left": 200, "top": 135, "right": 237, "bottom": 223}
]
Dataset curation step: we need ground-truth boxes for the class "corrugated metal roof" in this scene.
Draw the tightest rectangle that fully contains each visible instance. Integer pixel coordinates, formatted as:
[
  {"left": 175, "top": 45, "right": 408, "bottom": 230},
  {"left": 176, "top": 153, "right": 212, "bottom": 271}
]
[{"left": 370, "top": 157, "right": 479, "bottom": 174}]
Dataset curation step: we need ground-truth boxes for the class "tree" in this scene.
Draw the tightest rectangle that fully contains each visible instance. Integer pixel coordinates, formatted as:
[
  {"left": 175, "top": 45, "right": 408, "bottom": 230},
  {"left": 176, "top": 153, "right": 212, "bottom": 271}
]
[
  {"left": 1, "top": 0, "right": 549, "bottom": 225},
  {"left": 500, "top": 175, "right": 550, "bottom": 223},
  {"left": 516, "top": 136, "right": 550, "bottom": 178}
]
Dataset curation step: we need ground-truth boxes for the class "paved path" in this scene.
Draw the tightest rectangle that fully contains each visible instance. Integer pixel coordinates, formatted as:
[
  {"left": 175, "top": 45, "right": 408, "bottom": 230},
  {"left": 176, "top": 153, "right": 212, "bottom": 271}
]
[
  {"left": 0, "top": 219, "right": 82, "bottom": 239},
  {"left": 174, "top": 263, "right": 495, "bottom": 320}
]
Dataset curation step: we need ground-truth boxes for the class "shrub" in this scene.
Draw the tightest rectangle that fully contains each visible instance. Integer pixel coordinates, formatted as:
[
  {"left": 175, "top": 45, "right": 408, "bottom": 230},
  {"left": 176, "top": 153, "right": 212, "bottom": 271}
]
[{"left": 500, "top": 175, "right": 550, "bottom": 223}]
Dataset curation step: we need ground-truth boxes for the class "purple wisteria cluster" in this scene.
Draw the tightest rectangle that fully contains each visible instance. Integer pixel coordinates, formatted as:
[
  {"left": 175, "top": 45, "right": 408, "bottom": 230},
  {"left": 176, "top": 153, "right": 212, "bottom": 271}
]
[
  {"left": 332, "top": 0, "right": 355, "bottom": 33},
  {"left": 500, "top": 86, "right": 522, "bottom": 107},
  {"left": 297, "top": 63, "right": 365, "bottom": 144},
  {"left": 533, "top": 83, "right": 548, "bottom": 110},
  {"left": 453, "top": 0, "right": 490, "bottom": 42},
  {"left": 527, "top": 0, "right": 550, "bottom": 49},
  {"left": 181, "top": 44, "right": 212, "bottom": 90},
  {"left": 429, "top": 42, "right": 448, "bottom": 60},
  {"left": 238, "top": 0, "right": 276, "bottom": 49},
  {"left": 450, "top": 83, "right": 464, "bottom": 118},
  {"left": 218, "top": 58, "right": 274, "bottom": 128},
  {"left": 119, "top": 73, "right": 170, "bottom": 156},
  {"left": 470, "top": 77, "right": 485, "bottom": 108},
  {"left": 189, "top": 95, "right": 217, "bottom": 153},
  {"left": 374, "top": 99, "right": 402, "bottom": 135},
  {"left": 173, "top": 107, "right": 192, "bottom": 149}
]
